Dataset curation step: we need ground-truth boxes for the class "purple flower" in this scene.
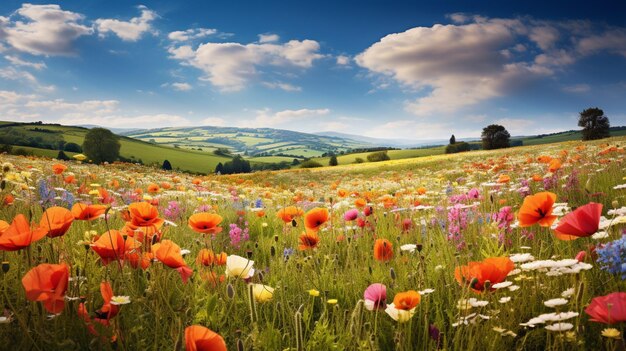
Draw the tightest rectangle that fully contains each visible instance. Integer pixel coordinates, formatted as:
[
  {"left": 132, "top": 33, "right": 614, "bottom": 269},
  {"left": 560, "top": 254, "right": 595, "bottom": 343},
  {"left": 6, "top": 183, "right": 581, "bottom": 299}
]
[
  {"left": 364, "top": 283, "right": 387, "bottom": 311},
  {"left": 344, "top": 209, "right": 359, "bottom": 221}
]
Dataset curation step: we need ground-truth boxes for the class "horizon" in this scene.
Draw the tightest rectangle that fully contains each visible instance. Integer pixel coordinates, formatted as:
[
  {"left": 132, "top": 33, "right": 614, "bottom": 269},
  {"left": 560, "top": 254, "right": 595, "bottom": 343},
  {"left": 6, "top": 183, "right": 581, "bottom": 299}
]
[{"left": 0, "top": 1, "right": 625, "bottom": 139}]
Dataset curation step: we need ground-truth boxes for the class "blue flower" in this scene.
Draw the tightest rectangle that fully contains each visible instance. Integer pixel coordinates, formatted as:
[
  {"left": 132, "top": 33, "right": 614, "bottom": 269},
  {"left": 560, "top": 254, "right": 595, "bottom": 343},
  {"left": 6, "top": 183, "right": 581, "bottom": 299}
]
[{"left": 597, "top": 235, "right": 626, "bottom": 279}]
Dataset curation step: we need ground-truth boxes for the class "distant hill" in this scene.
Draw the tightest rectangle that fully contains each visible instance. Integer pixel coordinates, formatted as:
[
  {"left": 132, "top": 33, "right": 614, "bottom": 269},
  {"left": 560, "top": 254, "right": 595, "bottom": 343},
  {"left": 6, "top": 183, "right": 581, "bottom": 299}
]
[
  {"left": 315, "top": 131, "right": 480, "bottom": 147},
  {"left": 77, "top": 124, "right": 141, "bottom": 134},
  {"left": 123, "top": 126, "right": 373, "bottom": 159}
]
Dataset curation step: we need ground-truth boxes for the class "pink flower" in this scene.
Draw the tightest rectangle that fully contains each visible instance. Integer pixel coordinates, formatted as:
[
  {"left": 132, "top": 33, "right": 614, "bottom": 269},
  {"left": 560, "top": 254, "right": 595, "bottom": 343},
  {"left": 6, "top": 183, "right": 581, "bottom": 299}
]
[
  {"left": 364, "top": 283, "right": 387, "bottom": 311},
  {"left": 344, "top": 209, "right": 359, "bottom": 221},
  {"left": 586, "top": 292, "right": 626, "bottom": 324}
]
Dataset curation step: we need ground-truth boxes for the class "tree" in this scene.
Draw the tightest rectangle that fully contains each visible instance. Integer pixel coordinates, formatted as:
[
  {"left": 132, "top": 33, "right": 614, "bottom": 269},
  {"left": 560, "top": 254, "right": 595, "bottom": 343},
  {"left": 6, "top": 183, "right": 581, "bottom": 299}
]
[
  {"left": 481, "top": 124, "right": 510, "bottom": 150},
  {"left": 329, "top": 155, "right": 338, "bottom": 166},
  {"left": 578, "top": 107, "right": 610, "bottom": 140},
  {"left": 57, "top": 150, "right": 70, "bottom": 160},
  {"left": 82, "top": 128, "right": 121, "bottom": 164},
  {"left": 215, "top": 162, "right": 224, "bottom": 174},
  {"left": 367, "top": 151, "right": 391, "bottom": 162},
  {"left": 449, "top": 134, "right": 456, "bottom": 144},
  {"left": 445, "top": 142, "right": 471, "bottom": 154},
  {"left": 162, "top": 159, "right": 172, "bottom": 170},
  {"left": 64, "top": 142, "right": 82, "bottom": 153}
]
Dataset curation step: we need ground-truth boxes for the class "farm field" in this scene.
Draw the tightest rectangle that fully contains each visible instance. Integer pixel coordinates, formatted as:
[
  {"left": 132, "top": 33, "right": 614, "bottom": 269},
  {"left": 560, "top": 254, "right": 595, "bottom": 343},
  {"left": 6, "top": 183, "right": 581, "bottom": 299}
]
[{"left": 1, "top": 136, "right": 626, "bottom": 350}]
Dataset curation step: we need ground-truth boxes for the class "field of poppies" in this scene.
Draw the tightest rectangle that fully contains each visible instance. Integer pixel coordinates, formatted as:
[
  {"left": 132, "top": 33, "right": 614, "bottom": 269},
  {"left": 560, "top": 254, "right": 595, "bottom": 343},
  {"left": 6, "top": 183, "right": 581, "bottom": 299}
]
[{"left": 1, "top": 137, "right": 626, "bottom": 350}]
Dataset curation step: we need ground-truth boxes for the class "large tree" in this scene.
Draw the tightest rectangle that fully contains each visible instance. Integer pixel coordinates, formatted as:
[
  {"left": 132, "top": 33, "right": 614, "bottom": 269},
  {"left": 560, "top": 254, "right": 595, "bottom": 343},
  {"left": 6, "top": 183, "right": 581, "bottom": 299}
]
[
  {"left": 481, "top": 124, "right": 510, "bottom": 150},
  {"left": 449, "top": 134, "right": 456, "bottom": 144},
  {"left": 82, "top": 128, "right": 121, "bottom": 164},
  {"left": 578, "top": 107, "right": 610, "bottom": 141}
]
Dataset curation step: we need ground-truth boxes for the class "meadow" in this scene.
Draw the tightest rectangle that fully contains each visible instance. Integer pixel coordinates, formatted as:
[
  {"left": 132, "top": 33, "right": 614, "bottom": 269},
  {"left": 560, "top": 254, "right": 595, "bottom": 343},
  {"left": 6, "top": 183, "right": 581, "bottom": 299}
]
[{"left": 0, "top": 136, "right": 626, "bottom": 350}]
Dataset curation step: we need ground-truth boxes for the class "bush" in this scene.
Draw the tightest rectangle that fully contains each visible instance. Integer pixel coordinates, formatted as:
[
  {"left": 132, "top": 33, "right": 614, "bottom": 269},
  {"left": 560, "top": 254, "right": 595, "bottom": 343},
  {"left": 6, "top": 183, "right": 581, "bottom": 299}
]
[
  {"left": 13, "top": 148, "right": 32, "bottom": 156},
  {"left": 82, "top": 128, "right": 121, "bottom": 164},
  {"left": 366, "top": 151, "right": 390, "bottom": 162},
  {"left": 354, "top": 158, "right": 365, "bottom": 164},
  {"left": 300, "top": 160, "right": 323, "bottom": 168},
  {"left": 64, "top": 142, "right": 82, "bottom": 153},
  {"left": 445, "top": 142, "right": 471, "bottom": 154},
  {"left": 329, "top": 155, "right": 338, "bottom": 166}
]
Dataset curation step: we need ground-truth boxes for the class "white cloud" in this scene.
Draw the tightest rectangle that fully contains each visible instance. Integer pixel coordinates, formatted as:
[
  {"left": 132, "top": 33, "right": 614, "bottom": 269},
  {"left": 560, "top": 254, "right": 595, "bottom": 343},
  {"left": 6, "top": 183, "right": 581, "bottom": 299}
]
[
  {"left": 336, "top": 55, "right": 350, "bottom": 65},
  {"left": 168, "top": 28, "right": 217, "bottom": 42},
  {"left": 1, "top": 4, "right": 92, "bottom": 56},
  {"left": 200, "top": 117, "right": 226, "bottom": 126},
  {"left": 55, "top": 114, "right": 190, "bottom": 128},
  {"left": 258, "top": 33, "right": 280, "bottom": 43},
  {"left": 562, "top": 83, "right": 590, "bottom": 93},
  {"left": 261, "top": 81, "right": 302, "bottom": 92},
  {"left": 95, "top": 5, "right": 157, "bottom": 41},
  {"left": 4, "top": 55, "right": 46, "bottom": 70},
  {"left": 577, "top": 29, "right": 626, "bottom": 57},
  {"left": 529, "top": 26, "right": 560, "bottom": 50},
  {"left": 238, "top": 108, "right": 330, "bottom": 128},
  {"left": 170, "top": 82, "right": 192, "bottom": 91},
  {"left": 0, "top": 66, "right": 54, "bottom": 91},
  {"left": 169, "top": 39, "right": 323, "bottom": 91}
]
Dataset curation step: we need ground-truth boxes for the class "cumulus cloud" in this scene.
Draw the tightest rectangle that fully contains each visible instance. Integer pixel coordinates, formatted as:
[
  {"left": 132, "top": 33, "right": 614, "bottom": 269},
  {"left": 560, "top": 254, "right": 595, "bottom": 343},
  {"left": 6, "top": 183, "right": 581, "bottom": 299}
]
[
  {"left": 336, "top": 55, "right": 350, "bottom": 65},
  {"left": 4, "top": 55, "right": 46, "bottom": 70},
  {"left": 356, "top": 15, "right": 626, "bottom": 117},
  {"left": 95, "top": 5, "right": 157, "bottom": 41},
  {"left": 261, "top": 81, "right": 302, "bottom": 92},
  {"left": 200, "top": 117, "right": 226, "bottom": 126},
  {"left": 258, "top": 33, "right": 280, "bottom": 43},
  {"left": 0, "top": 66, "right": 55, "bottom": 91},
  {"left": 238, "top": 108, "right": 330, "bottom": 128},
  {"left": 168, "top": 28, "right": 217, "bottom": 42},
  {"left": 170, "top": 82, "right": 192, "bottom": 91},
  {"left": 1, "top": 4, "right": 92, "bottom": 56},
  {"left": 169, "top": 38, "right": 323, "bottom": 91}
]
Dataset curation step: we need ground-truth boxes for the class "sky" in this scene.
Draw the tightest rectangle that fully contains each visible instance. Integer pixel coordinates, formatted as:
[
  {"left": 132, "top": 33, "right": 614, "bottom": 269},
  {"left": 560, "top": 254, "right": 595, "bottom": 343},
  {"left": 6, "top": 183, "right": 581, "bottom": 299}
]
[{"left": 0, "top": 1, "right": 625, "bottom": 140}]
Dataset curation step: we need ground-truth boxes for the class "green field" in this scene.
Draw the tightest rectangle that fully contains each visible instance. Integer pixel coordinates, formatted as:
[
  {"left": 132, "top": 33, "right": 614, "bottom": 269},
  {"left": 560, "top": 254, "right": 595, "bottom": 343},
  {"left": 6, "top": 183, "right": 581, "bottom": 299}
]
[{"left": 313, "top": 146, "right": 447, "bottom": 165}]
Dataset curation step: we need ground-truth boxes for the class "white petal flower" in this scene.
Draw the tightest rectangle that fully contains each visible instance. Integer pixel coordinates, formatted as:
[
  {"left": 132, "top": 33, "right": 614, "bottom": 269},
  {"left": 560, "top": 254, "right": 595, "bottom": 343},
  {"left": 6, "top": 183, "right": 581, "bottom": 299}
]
[
  {"left": 544, "top": 298, "right": 568, "bottom": 308},
  {"left": 225, "top": 255, "right": 255, "bottom": 279},
  {"left": 492, "top": 281, "right": 512, "bottom": 289},
  {"left": 110, "top": 296, "right": 131, "bottom": 305},
  {"left": 384, "top": 303, "right": 416, "bottom": 323},
  {"left": 545, "top": 323, "right": 573, "bottom": 331},
  {"left": 499, "top": 297, "right": 511, "bottom": 303},
  {"left": 561, "top": 288, "right": 575, "bottom": 298}
]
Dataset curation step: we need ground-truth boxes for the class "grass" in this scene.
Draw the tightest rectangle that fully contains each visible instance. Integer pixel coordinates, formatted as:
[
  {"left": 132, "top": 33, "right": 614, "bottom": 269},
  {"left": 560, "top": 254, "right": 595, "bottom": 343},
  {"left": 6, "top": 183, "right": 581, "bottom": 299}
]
[
  {"left": 1, "top": 136, "right": 625, "bottom": 349},
  {"left": 313, "top": 146, "right": 447, "bottom": 165}
]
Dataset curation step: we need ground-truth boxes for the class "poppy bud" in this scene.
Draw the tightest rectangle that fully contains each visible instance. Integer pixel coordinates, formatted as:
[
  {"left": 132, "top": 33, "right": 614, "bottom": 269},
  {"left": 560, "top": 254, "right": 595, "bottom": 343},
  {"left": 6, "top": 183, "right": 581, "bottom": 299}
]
[
  {"left": 368, "top": 266, "right": 372, "bottom": 275},
  {"left": 1, "top": 261, "right": 9, "bottom": 273},
  {"left": 258, "top": 271, "right": 264, "bottom": 282},
  {"left": 416, "top": 243, "right": 423, "bottom": 252},
  {"left": 246, "top": 250, "right": 253, "bottom": 259},
  {"left": 227, "top": 283, "right": 235, "bottom": 299},
  {"left": 273, "top": 235, "right": 279, "bottom": 242},
  {"left": 237, "top": 339, "right": 244, "bottom": 351},
  {"left": 270, "top": 246, "right": 276, "bottom": 256},
  {"left": 469, "top": 277, "right": 479, "bottom": 290},
  {"left": 291, "top": 219, "right": 297, "bottom": 227},
  {"left": 390, "top": 267, "right": 396, "bottom": 280},
  {"left": 483, "top": 280, "right": 491, "bottom": 291}
]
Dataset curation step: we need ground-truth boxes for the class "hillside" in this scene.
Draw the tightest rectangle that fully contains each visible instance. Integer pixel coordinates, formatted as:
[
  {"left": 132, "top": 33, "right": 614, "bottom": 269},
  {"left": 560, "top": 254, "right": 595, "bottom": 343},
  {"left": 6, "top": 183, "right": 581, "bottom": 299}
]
[{"left": 123, "top": 126, "right": 372, "bottom": 158}]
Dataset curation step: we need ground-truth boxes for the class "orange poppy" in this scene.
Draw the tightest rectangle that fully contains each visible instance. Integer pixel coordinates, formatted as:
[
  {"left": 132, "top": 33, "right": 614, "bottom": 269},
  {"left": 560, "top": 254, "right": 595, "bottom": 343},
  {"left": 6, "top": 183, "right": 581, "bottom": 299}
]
[
  {"left": 0, "top": 214, "right": 48, "bottom": 251},
  {"left": 40, "top": 206, "right": 74, "bottom": 238},
  {"left": 127, "top": 202, "right": 164, "bottom": 228},
  {"left": 0, "top": 220, "right": 9, "bottom": 235},
  {"left": 354, "top": 198, "right": 366, "bottom": 208},
  {"left": 64, "top": 174, "right": 76, "bottom": 184},
  {"left": 276, "top": 206, "right": 304, "bottom": 223},
  {"left": 548, "top": 159, "right": 562, "bottom": 172},
  {"left": 215, "top": 252, "right": 227, "bottom": 266},
  {"left": 184, "top": 325, "right": 227, "bottom": 351},
  {"left": 3, "top": 194, "right": 14, "bottom": 206},
  {"left": 71, "top": 203, "right": 107, "bottom": 221},
  {"left": 147, "top": 183, "right": 160, "bottom": 194},
  {"left": 455, "top": 257, "right": 514, "bottom": 293},
  {"left": 531, "top": 174, "right": 543, "bottom": 182},
  {"left": 153, "top": 240, "right": 193, "bottom": 283},
  {"left": 52, "top": 163, "right": 67, "bottom": 174},
  {"left": 393, "top": 290, "right": 421, "bottom": 310},
  {"left": 373, "top": 239, "right": 393, "bottom": 262},
  {"left": 188, "top": 213, "right": 223, "bottom": 234},
  {"left": 497, "top": 175, "right": 510, "bottom": 183},
  {"left": 22, "top": 263, "right": 69, "bottom": 313},
  {"left": 304, "top": 207, "right": 329, "bottom": 232},
  {"left": 298, "top": 231, "right": 320, "bottom": 250},
  {"left": 90, "top": 230, "right": 141, "bottom": 265},
  {"left": 196, "top": 248, "right": 215, "bottom": 266},
  {"left": 518, "top": 192, "right": 557, "bottom": 227}
]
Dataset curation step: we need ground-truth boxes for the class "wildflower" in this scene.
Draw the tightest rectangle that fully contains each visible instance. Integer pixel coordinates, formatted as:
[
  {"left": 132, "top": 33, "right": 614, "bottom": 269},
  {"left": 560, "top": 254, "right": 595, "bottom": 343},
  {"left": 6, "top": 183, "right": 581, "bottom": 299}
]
[
  {"left": 601, "top": 328, "right": 621, "bottom": 339},
  {"left": 400, "top": 244, "right": 417, "bottom": 253},
  {"left": 298, "top": 231, "right": 320, "bottom": 250},
  {"left": 554, "top": 202, "right": 602, "bottom": 240},
  {"left": 224, "top": 254, "right": 255, "bottom": 279},
  {"left": 304, "top": 207, "right": 329, "bottom": 232},
  {"left": 343, "top": 209, "right": 359, "bottom": 221},
  {"left": 152, "top": 240, "right": 193, "bottom": 283},
  {"left": 373, "top": 239, "right": 394, "bottom": 262},
  {"left": 455, "top": 257, "right": 515, "bottom": 293},
  {"left": 393, "top": 290, "right": 421, "bottom": 310},
  {"left": 22, "top": 263, "right": 69, "bottom": 314},
  {"left": 308, "top": 289, "right": 320, "bottom": 297},
  {"left": 52, "top": 163, "right": 67, "bottom": 175},
  {"left": 276, "top": 206, "right": 304, "bottom": 223},
  {"left": 596, "top": 236, "right": 626, "bottom": 279},
  {"left": 40, "top": 206, "right": 74, "bottom": 238},
  {"left": 585, "top": 292, "right": 626, "bottom": 324},
  {"left": 196, "top": 249, "right": 215, "bottom": 266},
  {"left": 91, "top": 230, "right": 141, "bottom": 265},
  {"left": 544, "top": 298, "right": 569, "bottom": 308},
  {"left": 188, "top": 212, "right": 223, "bottom": 234},
  {"left": 518, "top": 192, "right": 557, "bottom": 227},
  {"left": 184, "top": 325, "right": 227, "bottom": 351},
  {"left": 0, "top": 214, "right": 48, "bottom": 251},
  {"left": 327, "top": 299, "right": 338, "bottom": 305},
  {"left": 71, "top": 203, "right": 106, "bottom": 221},
  {"left": 127, "top": 202, "right": 164, "bottom": 228},
  {"left": 252, "top": 284, "right": 274, "bottom": 303},
  {"left": 545, "top": 323, "right": 573, "bottom": 331},
  {"left": 363, "top": 283, "right": 387, "bottom": 311}
]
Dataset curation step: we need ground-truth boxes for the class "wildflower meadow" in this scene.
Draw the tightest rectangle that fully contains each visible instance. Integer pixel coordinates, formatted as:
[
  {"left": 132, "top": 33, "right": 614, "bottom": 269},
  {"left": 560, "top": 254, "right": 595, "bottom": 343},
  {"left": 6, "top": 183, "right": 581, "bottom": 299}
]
[{"left": 1, "top": 137, "right": 626, "bottom": 350}]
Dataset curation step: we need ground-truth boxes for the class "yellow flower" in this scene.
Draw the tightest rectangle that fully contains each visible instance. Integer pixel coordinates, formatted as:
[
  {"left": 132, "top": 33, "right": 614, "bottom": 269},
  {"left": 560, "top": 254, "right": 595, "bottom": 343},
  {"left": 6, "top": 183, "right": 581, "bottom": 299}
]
[
  {"left": 89, "top": 190, "right": 99, "bottom": 196},
  {"left": 89, "top": 183, "right": 101, "bottom": 188},
  {"left": 307, "top": 289, "right": 320, "bottom": 297},
  {"left": 252, "top": 284, "right": 274, "bottom": 303},
  {"left": 327, "top": 299, "right": 338, "bottom": 305},
  {"left": 601, "top": 328, "right": 621, "bottom": 339}
]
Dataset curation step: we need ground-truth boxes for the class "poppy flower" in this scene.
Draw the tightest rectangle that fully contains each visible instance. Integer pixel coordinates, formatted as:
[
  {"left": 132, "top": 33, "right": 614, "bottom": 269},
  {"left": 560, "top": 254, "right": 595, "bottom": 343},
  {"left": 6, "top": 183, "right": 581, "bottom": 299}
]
[
  {"left": 393, "top": 290, "right": 421, "bottom": 310},
  {"left": 196, "top": 248, "right": 215, "bottom": 266},
  {"left": 585, "top": 292, "right": 626, "bottom": 324},
  {"left": 225, "top": 254, "right": 254, "bottom": 279},
  {"left": 276, "top": 206, "right": 304, "bottom": 223},
  {"left": 497, "top": 175, "right": 510, "bottom": 183},
  {"left": 127, "top": 202, "right": 164, "bottom": 228},
  {"left": 343, "top": 209, "right": 359, "bottom": 221},
  {"left": 252, "top": 284, "right": 275, "bottom": 303},
  {"left": 147, "top": 183, "right": 160, "bottom": 194},
  {"left": 52, "top": 163, "right": 67, "bottom": 175},
  {"left": 0, "top": 214, "right": 48, "bottom": 251},
  {"left": 215, "top": 252, "right": 227, "bottom": 266},
  {"left": 554, "top": 202, "right": 603, "bottom": 240},
  {"left": 517, "top": 192, "right": 557, "bottom": 227},
  {"left": 188, "top": 212, "right": 223, "bottom": 234},
  {"left": 184, "top": 325, "right": 227, "bottom": 351},
  {"left": 40, "top": 206, "right": 74, "bottom": 238},
  {"left": 304, "top": 207, "right": 329, "bottom": 232},
  {"left": 0, "top": 220, "right": 9, "bottom": 235},
  {"left": 21, "top": 263, "right": 69, "bottom": 314},
  {"left": 548, "top": 159, "right": 562, "bottom": 172},
  {"left": 454, "top": 257, "right": 514, "bottom": 293},
  {"left": 90, "top": 230, "right": 141, "bottom": 265},
  {"left": 298, "top": 231, "right": 320, "bottom": 250},
  {"left": 3, "top": 194, "right": 14, "bottom": 206},
  {"left": 364, "top": 283, "right": 387, "bottom": 311},
  {"left": 373, "top": 239, "right": 393, "bottom": 262},
  {"left": 71, "top": 203, "right": 107, "bottom": 221},
  {"left": 94, "top": 281, "right": 120, "bottom": 325},
  {"left": 152, "top": 240, "right": 193, "bottom": 283}
]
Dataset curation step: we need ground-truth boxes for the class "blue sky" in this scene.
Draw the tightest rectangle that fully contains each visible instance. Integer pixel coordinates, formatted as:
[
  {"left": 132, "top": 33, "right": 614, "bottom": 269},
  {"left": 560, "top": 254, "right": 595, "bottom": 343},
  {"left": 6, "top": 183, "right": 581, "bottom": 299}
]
[{"left": 0, "top": 1, "right": 625, "bottom": 140}]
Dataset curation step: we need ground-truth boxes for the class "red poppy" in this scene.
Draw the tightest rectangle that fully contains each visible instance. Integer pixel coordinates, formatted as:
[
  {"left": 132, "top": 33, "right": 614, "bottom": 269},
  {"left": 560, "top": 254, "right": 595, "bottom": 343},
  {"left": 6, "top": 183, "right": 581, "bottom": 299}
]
[
  {"left": 298, "top": 231, "right": 320, "bottom": 250},
  {"left": 517, "top": 192, "right": 557, "bottom": 227},
  {"left": 71, "top": 203, "right": 107, "bottom": 221},
  {"left": 196, "top": 248, "right": 215, "bottom": 266},
  {"left": 0, "top": 214, "right": 48, "bottom": 251},
  {"left": 22, "top": 263, "right": 69, "bottom": 314},
  {"left": 373, "top": 239, "right": 393, "bottom": 262},
  {"left": 188, "top": 213, "right": 223, "bottom": 234},
  {"left": 454, "top": 257, "right": 514, "bottom": 293},
  {"left": 40, "top": 206, "right": 74, "bottom": 238},
  {"left": 90, "top": 230, "right": 141, "bottom": 265},
  {"left": 52, "top": 163, "right": 67, "bottom": 175},
  {"left": 304, "top": 207, "right": 329, "bottom": 232},
  {"left": 152, "top": 240, "right": 193, "bottom": 283},
  {"left": 184, "top": 325, "right": 227, "bottom": 351},
  {"left": 585, "top": 292, "right": 626, "bottom": 324},
  {"left": 276, "top": 206, "right": 304, "bottom": 223},
  {"left": 127, "top": 202, "right": 164, "bottom": 228},
  {"left": 554, "top": 202, "right": 602, "bottom": 240}
]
